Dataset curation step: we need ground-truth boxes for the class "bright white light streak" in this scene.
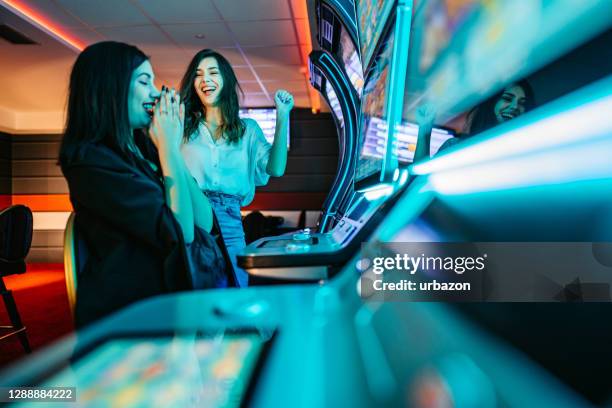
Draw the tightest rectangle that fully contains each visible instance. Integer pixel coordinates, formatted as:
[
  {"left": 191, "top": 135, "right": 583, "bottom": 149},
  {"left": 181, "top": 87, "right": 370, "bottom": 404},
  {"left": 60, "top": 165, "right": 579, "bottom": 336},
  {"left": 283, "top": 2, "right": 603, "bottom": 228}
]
[
  {"left": 364, "top": 185, "right": 395, "bottom": 201},
  {"left": 429, "top": 137, "right": 612, "bottom": 195},
  {"left": 399, "top": 169, "right": 409, "bottom": 186}
]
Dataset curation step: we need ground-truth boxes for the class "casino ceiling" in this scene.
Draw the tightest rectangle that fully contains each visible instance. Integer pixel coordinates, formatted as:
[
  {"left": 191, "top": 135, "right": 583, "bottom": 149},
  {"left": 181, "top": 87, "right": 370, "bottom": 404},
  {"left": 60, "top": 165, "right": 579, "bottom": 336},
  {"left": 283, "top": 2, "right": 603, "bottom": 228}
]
[{"left": 0, "top": 0, "right": 320, "bottom": 134}]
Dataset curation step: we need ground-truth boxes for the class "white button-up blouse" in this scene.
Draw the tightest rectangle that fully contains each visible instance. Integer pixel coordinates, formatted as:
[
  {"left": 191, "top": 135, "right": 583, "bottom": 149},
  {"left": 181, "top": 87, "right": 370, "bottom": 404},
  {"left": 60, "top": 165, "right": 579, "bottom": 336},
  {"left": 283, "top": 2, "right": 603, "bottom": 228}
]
[{"left": 181, "top": 118, "right": 272, "bottom": 206}]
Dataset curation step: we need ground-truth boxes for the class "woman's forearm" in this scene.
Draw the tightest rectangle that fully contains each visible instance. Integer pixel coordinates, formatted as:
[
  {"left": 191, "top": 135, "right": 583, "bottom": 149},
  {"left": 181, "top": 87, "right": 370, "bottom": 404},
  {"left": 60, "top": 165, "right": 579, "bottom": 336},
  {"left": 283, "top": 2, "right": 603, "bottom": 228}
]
[
  {"left": 158, "top": 144, "right": 195, "bottom": 243},
  {"left": 266, "top": 112, "right": 289, "bottom": 177},
  {"left": 181, "top": 161, "right": 213, "bottom": 233}
]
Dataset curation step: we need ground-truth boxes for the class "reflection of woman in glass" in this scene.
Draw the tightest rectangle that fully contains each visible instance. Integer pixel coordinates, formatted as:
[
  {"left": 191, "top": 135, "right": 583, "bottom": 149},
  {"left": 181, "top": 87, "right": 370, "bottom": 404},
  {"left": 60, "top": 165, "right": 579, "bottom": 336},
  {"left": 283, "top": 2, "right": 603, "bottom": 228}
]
[
  {"left": 415, "top": 80, "right": 535, "bottom": 159},
  {"left": 465, "top": 80, "right": 535, "bottom": 136},
  {"left": 179, "top": 49, "right": 294, "bottom": 287}
]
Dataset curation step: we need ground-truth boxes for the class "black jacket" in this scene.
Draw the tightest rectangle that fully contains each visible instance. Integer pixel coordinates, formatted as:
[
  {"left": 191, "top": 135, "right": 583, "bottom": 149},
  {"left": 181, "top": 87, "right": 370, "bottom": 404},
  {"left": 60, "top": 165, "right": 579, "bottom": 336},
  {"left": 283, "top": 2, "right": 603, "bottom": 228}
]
[{"left": 62, "top": 140, "right": 230, "bottom": 327}]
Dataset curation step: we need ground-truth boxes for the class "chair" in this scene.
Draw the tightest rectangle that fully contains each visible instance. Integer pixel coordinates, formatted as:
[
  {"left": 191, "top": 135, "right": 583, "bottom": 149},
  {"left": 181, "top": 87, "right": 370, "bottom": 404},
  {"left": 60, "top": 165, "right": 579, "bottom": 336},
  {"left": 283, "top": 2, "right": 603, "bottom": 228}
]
[
  {"left": 0, "top": 205, "right": 33, "bottom": 353},
  {"left": 63, "top": 212, "right": 78, "bottom": 318}
]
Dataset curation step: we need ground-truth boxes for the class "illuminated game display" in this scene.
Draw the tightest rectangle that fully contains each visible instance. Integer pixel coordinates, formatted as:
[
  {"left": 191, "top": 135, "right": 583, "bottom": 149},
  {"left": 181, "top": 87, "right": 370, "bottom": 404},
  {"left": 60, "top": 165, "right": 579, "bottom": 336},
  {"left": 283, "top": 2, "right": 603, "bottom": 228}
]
[
  {"left": 394, "top": 122, "right": 454, "bottom": 162},
  {"left": 317, "top": 1, "right": 363, "bottom": 95},
  {"left": 355, "top": 0, "right": 395, "bottom": 71},
  {"left": 19, "top": 333, "right": 267, "bottom": 408},
  {"left": 355, "top": 30, "right": 395, "bottom": 181},
  {"left": 417, "top": 0, "right": 479, "bottom": 73},
  {"left": 338, "top": 24, "right": 364, "bottom": 95},
  {"left": 239, "top": 108, "right": 289, "bottom": 148},
  {"left": 325, "top": 80, "right": 344, "bottom": 128}
]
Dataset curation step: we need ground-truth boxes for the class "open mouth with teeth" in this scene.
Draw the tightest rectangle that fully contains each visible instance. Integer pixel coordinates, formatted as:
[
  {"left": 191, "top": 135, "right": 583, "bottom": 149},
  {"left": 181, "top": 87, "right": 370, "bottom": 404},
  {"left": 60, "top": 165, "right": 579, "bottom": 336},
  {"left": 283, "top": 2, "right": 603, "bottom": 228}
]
[
  {"left": 201, "top": 86, "right": 216, "bottom": 96},
  {"left": 500, "top": 112, "right": 517, "bottom": 121},
  {"left": 143, "top": 102, "right": 156, "bottom": 117}
]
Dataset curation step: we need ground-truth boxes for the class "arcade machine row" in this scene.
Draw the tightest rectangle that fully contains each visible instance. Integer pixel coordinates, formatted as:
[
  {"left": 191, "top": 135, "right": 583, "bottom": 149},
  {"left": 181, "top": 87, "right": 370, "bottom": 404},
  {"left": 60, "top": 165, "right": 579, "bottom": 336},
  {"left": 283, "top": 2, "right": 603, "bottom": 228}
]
[{"left": 237, "top": 0, "right": 421, "bottom": 283}]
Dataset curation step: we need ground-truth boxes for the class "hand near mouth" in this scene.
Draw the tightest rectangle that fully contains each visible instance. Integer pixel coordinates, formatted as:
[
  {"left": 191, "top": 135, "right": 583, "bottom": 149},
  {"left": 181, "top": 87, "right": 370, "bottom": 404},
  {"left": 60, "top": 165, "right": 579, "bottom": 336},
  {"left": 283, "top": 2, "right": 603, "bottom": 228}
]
[{"left": 149, "top": 86, "right": 185, "bottom": 151}]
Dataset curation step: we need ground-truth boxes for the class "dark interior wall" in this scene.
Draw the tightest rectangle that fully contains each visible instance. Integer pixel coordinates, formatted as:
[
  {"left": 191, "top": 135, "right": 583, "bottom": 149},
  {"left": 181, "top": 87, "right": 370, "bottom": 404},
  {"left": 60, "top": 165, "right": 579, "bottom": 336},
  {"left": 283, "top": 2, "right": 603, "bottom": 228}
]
[
  {"left": 0, "top": 132, "right": 11, "bottom": 197},
  {"left": 10, "top": 109, "right": 340, "bottom": 195},
  {"left": 12, "top": 134, "right": 64, "bottom": 195},
  {"left": 261, "top": 109, "right": 339, "bottom": 193},
  {"left": 11, "top": 134, "right": 63, "bottom": 263}
]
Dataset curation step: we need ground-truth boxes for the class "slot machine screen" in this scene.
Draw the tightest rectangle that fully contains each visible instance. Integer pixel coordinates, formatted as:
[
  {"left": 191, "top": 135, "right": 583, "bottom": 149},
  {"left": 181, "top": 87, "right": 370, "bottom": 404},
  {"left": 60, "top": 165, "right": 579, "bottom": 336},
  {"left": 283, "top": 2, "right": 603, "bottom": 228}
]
[
  {"left": 394, "top": 123, "right": 455, "bottom": 163},
  {"left": 338, "top": 24, "right": 364, "bottom": 96},
  {"left": 22, "top": 332, "right": 272, "bottom": 408},
  {"left": 319, "top": 2, "right": 364, "bottom": 96},
  {"left": 416, "top": 0, "right": 479, "bottom": 74},
  {"left": 355, "top": 30, "right": 395, "bottom": 182},
  {"left": 325, "top": 80, "right": 345, "bottom": 129},
  {"left": 355, "top": 0, "right": 395, "bottom": 71},
  {"left": 239, "top": 108, "right": 290, "bottom": 148}
]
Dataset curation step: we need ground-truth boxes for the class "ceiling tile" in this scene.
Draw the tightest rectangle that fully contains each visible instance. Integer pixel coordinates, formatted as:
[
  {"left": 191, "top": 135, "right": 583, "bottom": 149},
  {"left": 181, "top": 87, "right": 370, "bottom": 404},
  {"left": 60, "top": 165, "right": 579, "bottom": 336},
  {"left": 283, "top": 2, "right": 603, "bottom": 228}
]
[
  {"left": 162, "top": 23, "right": 234, "bottom": 48},
  {"left": 21, "top": 0, "right": 85, "bottom": 29},
  {"left": 255, "top": 65, "right": 304, "bottom": 81},
  {"left": 242, "top": 94, "right": 273, "bottom": 107},
  {"left": 264, "top": 79, "right": 308, "bottom": 94},
  {"left": 233, "top": 67, "right": 256, "bottom": 82},
  {"left": 134, "top": 0, "right": 221, "bottom": 24},
  {"left": 96, "top": 25, "right": 173, "bottom": 49},
  {"left": 69, "top": 28, "right": 107, "bottom": 46},
  {"left": 177, "top": 47, "right": 248, "bottom": 67},
  {"left": 147, "top": 46, "right": 191, "bottom": 71},
  {"left": 55, "top": 0, "right": 150, "bottom": 27},
  {"left": 152, "top": 71, "right": 181, "bottom": 89},
  {"left": 220, "top": 48, "right": 247, "bottom": 65},
  {"left": 240, "top": 82, "right": 264, "bottom": 93},
  {"left": 214, "top": 0, "right": 291, "bottom": 21},
  {"left": 244, "top": 46, "right": 302, "bottom": 66},
  {"left": 228, "top": 20, "right": 297, "bottom": 47},
  {"left": 293, "top": 94, "right": 310, "bottom": 107}
]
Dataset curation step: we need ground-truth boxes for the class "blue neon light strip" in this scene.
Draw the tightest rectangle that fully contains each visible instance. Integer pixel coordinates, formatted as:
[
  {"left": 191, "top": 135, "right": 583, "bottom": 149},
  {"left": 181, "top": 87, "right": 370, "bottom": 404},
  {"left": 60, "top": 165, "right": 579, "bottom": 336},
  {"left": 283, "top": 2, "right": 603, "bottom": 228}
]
[
  {"left": 326, "top": 0, "right": 358, "bottom": 34},
  {"left": 311, "top": 52, "right": 358, "bottom": 230},
  {"left": 381, "top": 0, "right": 413, "bottom": 180}
]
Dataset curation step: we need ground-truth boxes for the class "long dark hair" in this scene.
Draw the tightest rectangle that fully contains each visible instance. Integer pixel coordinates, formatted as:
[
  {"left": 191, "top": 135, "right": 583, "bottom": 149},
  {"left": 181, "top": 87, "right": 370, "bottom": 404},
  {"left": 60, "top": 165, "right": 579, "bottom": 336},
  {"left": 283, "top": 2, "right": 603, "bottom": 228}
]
[
  {"left": 180, "top": 49, "right": 245, "bottom": 144},
  {"left": 465, "top": 80, "right": 535, "bottom": 136},
  {"left": 59, "top": 41, "right": 148, "bottom": 165}
]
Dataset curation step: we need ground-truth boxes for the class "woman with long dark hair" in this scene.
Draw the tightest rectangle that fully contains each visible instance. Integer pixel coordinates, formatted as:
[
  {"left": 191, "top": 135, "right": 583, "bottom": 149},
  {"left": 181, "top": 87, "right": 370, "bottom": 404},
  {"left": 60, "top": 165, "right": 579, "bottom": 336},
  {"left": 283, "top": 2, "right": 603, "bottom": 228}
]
[
  {"left": 60, "top": 42, "right": 228, "bottom": 327},
  {"left": 464, "top": 80, "right": 535, "bottom": 136},
  {"left": 415, "top": 81, "right": 536, "bottom": 158},
  {"left": 179, "top": 49, "right": 294, "bottom": 287}
]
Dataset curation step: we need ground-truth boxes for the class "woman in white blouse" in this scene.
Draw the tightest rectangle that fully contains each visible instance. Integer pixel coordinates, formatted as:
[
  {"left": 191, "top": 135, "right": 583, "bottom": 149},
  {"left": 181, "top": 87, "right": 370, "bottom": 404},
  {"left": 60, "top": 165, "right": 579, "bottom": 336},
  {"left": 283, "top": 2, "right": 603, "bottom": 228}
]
[{"left": 179, "top": 49, "right": 294, "bottom": 287}]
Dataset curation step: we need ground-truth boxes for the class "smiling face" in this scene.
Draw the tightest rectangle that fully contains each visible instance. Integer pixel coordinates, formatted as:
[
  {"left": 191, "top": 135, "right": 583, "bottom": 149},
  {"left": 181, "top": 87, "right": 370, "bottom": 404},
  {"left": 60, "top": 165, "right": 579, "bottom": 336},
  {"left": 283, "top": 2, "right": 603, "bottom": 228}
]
[
  {"left": 128, "top": 60, "right": 160, "bottom": 131},
  {"left": 494, "top": 84, "right": 527, "bottom": 123},
  {"left": 194, "top": 57, "right": 224, "bottom": 107}
]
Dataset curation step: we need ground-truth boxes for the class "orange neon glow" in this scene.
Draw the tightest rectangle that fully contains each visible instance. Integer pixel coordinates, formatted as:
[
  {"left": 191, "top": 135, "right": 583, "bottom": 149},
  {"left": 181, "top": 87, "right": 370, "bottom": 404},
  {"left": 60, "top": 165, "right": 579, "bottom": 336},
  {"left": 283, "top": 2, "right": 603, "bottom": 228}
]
[
  {"left": 11, "top": 194, "right": 73, "bottom": 212},
  {"left": 0, "top": 0, "right": 85, "bottom": 51},
  {"left": 3, "top": 266, "right": 64, "bottom": 291},
  {"left": 293, "top": 1, "right": 321, "bottom": 114},
  {"left": 8, "top": 192, "right": 327, "bottom": 212}
]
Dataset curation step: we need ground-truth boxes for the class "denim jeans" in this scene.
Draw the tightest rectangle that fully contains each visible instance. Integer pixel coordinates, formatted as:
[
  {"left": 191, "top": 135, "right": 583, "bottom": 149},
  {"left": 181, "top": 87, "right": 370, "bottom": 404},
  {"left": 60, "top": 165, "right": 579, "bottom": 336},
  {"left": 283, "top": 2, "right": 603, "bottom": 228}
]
[{"left": 204, "top": 191, "right": 248, "bottom": 287}]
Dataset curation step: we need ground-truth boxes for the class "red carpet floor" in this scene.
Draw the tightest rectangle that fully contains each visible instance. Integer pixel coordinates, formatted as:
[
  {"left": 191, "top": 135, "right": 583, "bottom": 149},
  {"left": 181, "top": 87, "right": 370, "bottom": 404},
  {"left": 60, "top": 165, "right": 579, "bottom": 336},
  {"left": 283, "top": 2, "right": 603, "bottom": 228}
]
[{"left": 0, "top": 264, "right": 74, "bottom": 368}]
